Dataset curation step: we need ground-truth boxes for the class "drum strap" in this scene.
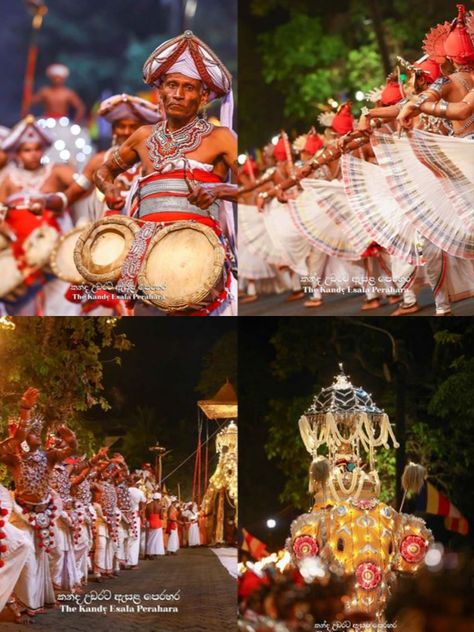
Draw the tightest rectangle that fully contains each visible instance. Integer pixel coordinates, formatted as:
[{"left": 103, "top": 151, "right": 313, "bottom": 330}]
[{"left": 116, "top": 221, "right": 161, "bottom": 297}]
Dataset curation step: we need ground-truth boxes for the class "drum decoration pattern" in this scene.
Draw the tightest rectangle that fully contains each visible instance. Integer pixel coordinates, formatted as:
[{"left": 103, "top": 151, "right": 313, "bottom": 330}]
[
  {"left": 286, "top": 365, "right": 433, "bottom": 621},
  {"left": 137, "top": 221, "right": 226, "bottom": 312},
  {"left": 74, "top": 216, "right": 227, "bottom": 313}
]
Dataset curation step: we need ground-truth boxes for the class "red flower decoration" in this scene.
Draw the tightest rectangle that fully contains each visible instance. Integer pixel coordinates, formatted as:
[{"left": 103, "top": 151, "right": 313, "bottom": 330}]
[
  {"left": 292, "top": 535, "right": 319, "bottom": 560},
  {"left": 356, "top": 562, "right": 382, "bottom": 590},
  {"left": 0, "top": 508, "right": 7, "bottom": 517},
  {"left": 400, "top": 535, "right": 427, "bottom": 564}
]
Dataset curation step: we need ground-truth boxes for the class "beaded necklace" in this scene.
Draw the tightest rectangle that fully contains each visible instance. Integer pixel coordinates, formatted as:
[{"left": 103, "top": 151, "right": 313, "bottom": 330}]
[{"left": 146, "top": 117, "right": 213, "bottom": 171}]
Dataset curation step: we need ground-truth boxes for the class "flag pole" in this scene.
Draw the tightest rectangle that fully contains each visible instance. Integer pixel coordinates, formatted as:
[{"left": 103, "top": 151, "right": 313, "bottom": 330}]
[{"left": 21, "top": 1, "right": 48, "bottom": 117}]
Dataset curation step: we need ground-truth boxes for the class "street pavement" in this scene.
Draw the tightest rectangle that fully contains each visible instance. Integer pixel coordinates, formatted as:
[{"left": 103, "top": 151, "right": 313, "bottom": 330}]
[
  {"left": 1, "top": 547, "right": 236, "bottom": 632},
  {"left": 239, "top": 287, "right": 474, "bottom": 316}
]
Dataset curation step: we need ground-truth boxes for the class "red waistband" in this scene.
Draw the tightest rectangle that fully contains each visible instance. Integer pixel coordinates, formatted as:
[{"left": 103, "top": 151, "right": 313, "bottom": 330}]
[
  {"left": 6, "top": 209, "right": 60, "bottom": 242},
  {"left": 131, "top": 212, "right": 222, "bottom": 236},
  {"left": 141, "top": 169, "right": 222, "bottom": 184}
]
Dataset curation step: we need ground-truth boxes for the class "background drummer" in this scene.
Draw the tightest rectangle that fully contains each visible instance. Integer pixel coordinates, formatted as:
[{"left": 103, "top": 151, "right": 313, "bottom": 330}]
[
  {"left": 50, "top": 94, "right": 162, "bottom": 223},
  {"left": 0, "top": 116, "right": 78, "bottom": 316}
]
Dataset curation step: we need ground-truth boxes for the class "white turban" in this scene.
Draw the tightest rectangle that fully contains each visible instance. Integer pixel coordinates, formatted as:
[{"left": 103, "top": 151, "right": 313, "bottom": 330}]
[
  {"left": 143, "top": 30, "right": 233, "bottom": 129},
  {"left": 46, "top": 63, "right": 70, "bottom": 79},
  {"left": 2, "top": 116, "right": 53, "bottom": 153},
  {"left": 98, "top": 94, "right": 162, "bottom": 125}
]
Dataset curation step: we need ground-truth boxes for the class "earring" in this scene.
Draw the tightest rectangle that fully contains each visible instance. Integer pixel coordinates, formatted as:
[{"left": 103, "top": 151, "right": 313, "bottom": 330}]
[{"left": 112, "top": 133, "right": 118, "bottom": 147}]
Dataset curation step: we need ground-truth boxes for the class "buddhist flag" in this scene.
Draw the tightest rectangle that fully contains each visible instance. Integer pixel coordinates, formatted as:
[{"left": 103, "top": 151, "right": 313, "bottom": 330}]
[
  {"left": 417, "top": 481, "right": 469, "bottom": 536},
  {"left": 240, "top": 528, "right": 269, "bottom": 560}
]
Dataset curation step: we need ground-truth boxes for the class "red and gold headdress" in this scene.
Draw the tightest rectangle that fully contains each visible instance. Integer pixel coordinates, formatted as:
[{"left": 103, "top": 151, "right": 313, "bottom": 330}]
[
  {"left": 304, "top": 129, "right": 323, "bottom": 156},
  {"left": 331, "top": 102, "right": 354, "bottom": 135},
  {"left": 423, "top": 5, "right": 474, "bottom": 65}
]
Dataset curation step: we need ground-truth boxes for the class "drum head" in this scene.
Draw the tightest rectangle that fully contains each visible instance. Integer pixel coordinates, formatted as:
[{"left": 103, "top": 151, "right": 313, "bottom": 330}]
[
  {"left": 138, "top": 221, "right": 225, "bottom": 312},
  {"left": 0, "top": 250, "right": 24, "bottom": 298},
  {"left": 23, "top": 224, "right": 59, "bottom": 269},
  {"left": 74, "top": 216, "right": 139, "bottom": 284},
  {"left": 50, "top": 224, "right": 90, "bottom": 284}
]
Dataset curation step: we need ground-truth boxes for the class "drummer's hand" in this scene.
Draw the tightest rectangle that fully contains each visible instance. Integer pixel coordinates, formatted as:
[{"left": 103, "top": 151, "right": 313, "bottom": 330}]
[
  {"left": 187, "top": 185, "right": 217, "bottom": 210},
  {"left": 104, "top": 185, "right": 125, "bottom": 210},
  {"left": 29, "top": 197, "right": 46, "bottom": 215}
]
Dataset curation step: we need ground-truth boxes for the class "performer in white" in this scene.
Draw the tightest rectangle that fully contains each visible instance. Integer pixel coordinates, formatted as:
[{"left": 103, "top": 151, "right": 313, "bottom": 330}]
[
  {"left": 0, "top": 484, "right": 34, "bottom": 623},
  {"left": 127, "top": 474, "right": 146, "bottom": 567},
  {"left": 166, "top": 497, "right": 180, "bottom": 555},
  {"left": 186, "top": 502, "right": 201, "bottom": 547}
]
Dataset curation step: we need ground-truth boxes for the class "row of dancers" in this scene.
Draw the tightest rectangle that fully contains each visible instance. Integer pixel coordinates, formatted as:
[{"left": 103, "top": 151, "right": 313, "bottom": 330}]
[
  {"left": 238, "top": 5, "right": 474, "bottom": 316},
  {"left": 0, "top": 387, "right": 206, "bottom": 625}
]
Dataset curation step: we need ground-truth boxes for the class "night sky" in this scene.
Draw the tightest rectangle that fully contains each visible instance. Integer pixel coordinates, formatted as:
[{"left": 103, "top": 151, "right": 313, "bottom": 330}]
[
  {"left": 239, "top": 317, "right": 474, "bottom": 551},
  {"left": 84, "top": 318, "right": 236, "bottom": 500}
]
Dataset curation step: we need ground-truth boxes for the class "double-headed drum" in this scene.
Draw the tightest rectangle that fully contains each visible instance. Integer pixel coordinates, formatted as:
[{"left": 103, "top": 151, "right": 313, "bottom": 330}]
[
  {"left": 0, "top": 249, "right": 25, "bottom": 300},
  {"left": 138, "top": 221, "right": 226, "bottom": 312},
  {"left": 50, "top": 224, "right": 91, "bottom": 284},
  {"left": 74, "top": 216, "right": 139, "bottom": 284},
  {"left": 23, "top": 224, "right": 59, "bottom": 270}
]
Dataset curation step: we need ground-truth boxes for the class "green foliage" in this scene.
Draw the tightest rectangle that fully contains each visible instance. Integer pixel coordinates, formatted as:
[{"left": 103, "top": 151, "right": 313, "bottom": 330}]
[
  {"left": 0, "top": 318, "right": 132, "bottom": 433},
  {"left": 265, "top": 395, "right": 313, "bottom": 510},
  {"left": 241, "top": 0, "right": 454, "bottom": 147},
  {"left": 261, "top": 319, "right": 474, "bottom": 530},
  {"left": 195, "top": 330, "right": 237, "bottom": 397}
]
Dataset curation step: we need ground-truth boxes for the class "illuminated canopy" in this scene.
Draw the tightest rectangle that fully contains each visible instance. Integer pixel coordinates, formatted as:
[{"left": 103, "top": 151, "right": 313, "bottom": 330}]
[{"left": 198, "top": 381, "right": 237, "bottom": 420}]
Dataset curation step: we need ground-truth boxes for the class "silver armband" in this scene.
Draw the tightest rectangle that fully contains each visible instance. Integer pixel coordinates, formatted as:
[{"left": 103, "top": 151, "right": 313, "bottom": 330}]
[
  {"left": 73, "top": 172, "right": 92, "bottom": 190},
  {"left": 57, "top": 192, "right": 68, "bottom": 209},
  {"left": 110, "top": 148, "right": 129, "bottom": 171},
  {"left": 413, "top": 93, "right": 430, "bottom": 109},
  {"left": 438, "top": 100, "right": 449, "bottom": 116}
]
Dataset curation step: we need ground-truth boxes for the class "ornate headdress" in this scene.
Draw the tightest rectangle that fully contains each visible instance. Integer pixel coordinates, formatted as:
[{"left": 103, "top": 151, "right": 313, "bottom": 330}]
[
  {"left": 299, "top": 365, "right": 398, "bottom": 502},
  {"left": 380, "top": 79, "right": 404, "bottom": 106},
  {"left": 292, "top": 134, "right": 307, "bottom": 153},
  {"left": 98, "top": 93, "right": 162, "bottom": 125},
  {"left": 423, "top": 5, "right": 474, "bottom": 66},
  {"left": 2, "top": 115, "right": 53, "bottom": 153},
  {"left": 142, "top": 30, "right": 234, "bottom": 128},
  {"left": 26, "top": 412, "right": 45, "bottom": 436},
  {"left": 303, "top": 129, "right": 323, "bottom": 156},
  {"left": 331, "top": 103, "right": 354, "bottom": 135},
  {"left": 273, "top": 136, "right": 289, "bottom": 161},
  {"left": 364, "top": 85, "right": 384, "bottom": 104},
  {"left": 317, "top": 111, "right": 336, "bottom": 128}
]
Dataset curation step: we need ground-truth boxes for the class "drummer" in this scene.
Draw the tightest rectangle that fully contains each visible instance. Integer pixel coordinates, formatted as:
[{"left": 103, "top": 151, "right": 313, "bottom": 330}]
[
  {"left": 0, "top": 116, "right": 77, "bottom": 315},
  {"left": 56, "top": 93, "right": 162, "bottom": 223},
  {"left": 94, "top": 31, "right": 238, "bottom": 316}
]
